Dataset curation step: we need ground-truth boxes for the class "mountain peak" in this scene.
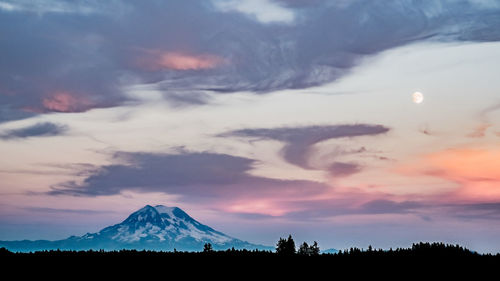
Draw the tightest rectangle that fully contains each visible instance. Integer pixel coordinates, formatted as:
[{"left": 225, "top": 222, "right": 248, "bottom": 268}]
[
  {"left": 123, "top": 205, "right": 162, "bottom": 226},
  {"left": 140, "top": 204, "right": 156, "bottom": 211},
  {"left": 0, "top": 204, "right": 273, "bottom": 252},
  {"left": 152, "top": 205, "right": 192, "bottom": 221},
  {"left": 153, "top": 205, "right": 179, "bottom": 214}
]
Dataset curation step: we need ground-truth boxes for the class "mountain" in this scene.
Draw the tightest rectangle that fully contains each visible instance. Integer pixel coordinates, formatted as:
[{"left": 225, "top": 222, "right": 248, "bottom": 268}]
[
  {"left": 0, "top": 205, "right": 273, "bottom": 252},
  {"left": 321, "top": 248, "right": 339, "bottom": 254}
]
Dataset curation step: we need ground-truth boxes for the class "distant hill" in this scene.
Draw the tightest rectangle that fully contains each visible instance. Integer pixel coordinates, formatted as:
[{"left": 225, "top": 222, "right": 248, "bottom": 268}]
[{"left": 0, "top": 205, "right": 273, "bottom": 252}]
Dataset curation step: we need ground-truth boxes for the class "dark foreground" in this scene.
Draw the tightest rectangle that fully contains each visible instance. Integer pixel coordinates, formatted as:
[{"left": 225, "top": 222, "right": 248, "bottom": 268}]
[{"left": 2, "top": 243, "right": 499, "bottom": 278}]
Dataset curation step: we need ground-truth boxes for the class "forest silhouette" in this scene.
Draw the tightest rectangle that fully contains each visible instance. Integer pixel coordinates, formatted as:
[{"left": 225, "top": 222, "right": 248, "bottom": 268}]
[
  {"left": 2, "top": 237, "right": 499, "bottom": 272},
  {"left": 2, "top": 238, "right": 499, "bottom": 278}
]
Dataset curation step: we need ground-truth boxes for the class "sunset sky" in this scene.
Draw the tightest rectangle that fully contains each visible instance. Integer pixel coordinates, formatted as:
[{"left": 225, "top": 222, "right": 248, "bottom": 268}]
[{"left": 1, "top": 0, "right": 500, "bottom": 253}]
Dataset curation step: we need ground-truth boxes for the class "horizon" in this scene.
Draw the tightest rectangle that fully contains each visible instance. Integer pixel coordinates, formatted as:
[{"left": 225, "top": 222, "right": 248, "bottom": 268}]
[
  {"left": 1, "top": 0, "right": 500, "bottom": 254},
  {"left": 0, "top": 203, "right": 489, "bottom": 253}
]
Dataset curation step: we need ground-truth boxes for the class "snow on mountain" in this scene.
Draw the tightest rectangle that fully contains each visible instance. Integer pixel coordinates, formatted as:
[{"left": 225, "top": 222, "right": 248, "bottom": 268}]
[
  {"left": 321, "top": 248, "right": 339, "bottom": 254},
  {"left": 0, "top": 205, "right": 272, "bottom": 252},
  {"left": 98, "top": 205, "right": 234, "bottom": 245}
]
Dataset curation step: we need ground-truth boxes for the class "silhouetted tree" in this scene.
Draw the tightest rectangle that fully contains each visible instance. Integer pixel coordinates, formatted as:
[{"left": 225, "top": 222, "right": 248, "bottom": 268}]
[
  {"left": 203, "top": 243, "right": 213, "bottom": 253},
  {"left": 310, "top": 241, "right": 320, "bottom": 256},
  {"left": 276, "top": 235, "right": 296, "bottom": 255},
  {"left": 297, "top": 241, "right": 320, "bottom": 256},
  {"left": 0, "top": 247, "right": 13, "bottom": 257},
  {"left": 298, "top": 242, "right": 309, "bottom": 255}
]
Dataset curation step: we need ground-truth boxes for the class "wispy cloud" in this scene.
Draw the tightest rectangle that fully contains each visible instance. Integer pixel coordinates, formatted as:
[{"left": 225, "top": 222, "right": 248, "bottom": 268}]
[
  {"left": 22, "top": 207, "right": 112, "bottom": 215},
  {"left": 220, "top": 124, "right": 390, "bottom": 170},
  {"left": 359, "top": 199, "right": 422, "bottom": 215},
  {"left": 467, "top": 123, "right": 492, "bottom": 138},
  {"left": 212, "top": 0, "right": 295, "bottom": 24},
  {"left": 0, "top": 0, "right": 126, "bottom": 15},
  {"left": 467, "top": 102, "right": 500, "bottom": 137},
  {"left": 0, "top": 122, "right": 67, "bottom": 140}
]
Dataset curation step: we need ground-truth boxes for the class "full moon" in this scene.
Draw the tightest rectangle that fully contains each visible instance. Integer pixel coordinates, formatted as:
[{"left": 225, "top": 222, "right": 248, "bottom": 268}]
[{"left": 412, "top": 91, "right": 424, "bottom": 104}]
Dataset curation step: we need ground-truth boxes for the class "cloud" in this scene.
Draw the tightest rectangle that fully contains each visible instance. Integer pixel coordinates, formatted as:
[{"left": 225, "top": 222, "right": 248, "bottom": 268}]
[
  {"left": 480, "top": 102, "right": 500, "bottom": 116},
  {"left": 430, "top": 148, "right": 500, "bottom": 202},
  {"left": 48, "top": 151, "right": 329, "bottom": 204},
  {"left": 467, "top": 102, "right": 500, "bottom": 137},
  {"left": 0, "top": 2, "right": 15, "bottom": 11},
  {"left": 467, "top": 123, "right": 492, "bottom": 138},
  {"left": 273, "top": 0, "right": 330, "bottom": 8},
  {"left": 40, "top": 92, "right": 95, "bottom": 113},
  {"left": 0, "top": 0, "right": 121, "bottom": 14},
  {"left": 430, "top": 202, "right": 500, "bottom": 221},
  {"left": 254, "top": 195, "right": 500, "bottom": 222},
  {"left": 279, "top": 198, "right": 425, "bottom": 220},
  {"left": 220, "top": 124, "right": 390, "bottom": 169},
  {"left": 44, "top": 149, "right": 500, "bottom": 221},
  {"left": 0, "top": 122, "right": 67, "bottom": 139},
  {"left": 327, "top": 162, "right": 362, "bottom": 177},
  {"left": 22, "top": 207, "right": 112, "bottom": 215},
  {"left": 213, "top": 0, "right": 295, "bottom": 24},
  {"left": 359, "top": 199, "right": 422, "bottom": 215},
  {"left": 0, "top": 163, "right": 97, "bottom": 176},
  {"left": 137, "top": 51, "right": 225, "bottom": 71},
  {"left": 47, "top": 150, "right": 433, "bottom": 219},
  {"left": 401, "top": 147, "right": 500, "bottom": 201},
  {"left": 1, "top": 0, "right": 500, "bottom": 121}
]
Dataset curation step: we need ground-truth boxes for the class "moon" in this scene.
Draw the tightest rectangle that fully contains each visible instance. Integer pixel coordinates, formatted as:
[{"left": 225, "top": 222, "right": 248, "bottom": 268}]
[{"left": 412, "top": 91, "right": 424, "bottom": 104}]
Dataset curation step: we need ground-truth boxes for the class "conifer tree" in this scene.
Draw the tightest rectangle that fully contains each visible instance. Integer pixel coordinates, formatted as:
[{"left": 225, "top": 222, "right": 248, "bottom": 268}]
[
  {"left": 276, "top": 235, "right": 296, "bottom": 255},
  {"left": 203, "top": 243, "right": 213, "bottom": 253}
]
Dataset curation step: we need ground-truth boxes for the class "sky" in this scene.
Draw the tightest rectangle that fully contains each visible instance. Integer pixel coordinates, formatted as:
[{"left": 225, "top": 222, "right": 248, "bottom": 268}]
[{"left": 1, "top": 0, "right": 500, "bottom": 253}]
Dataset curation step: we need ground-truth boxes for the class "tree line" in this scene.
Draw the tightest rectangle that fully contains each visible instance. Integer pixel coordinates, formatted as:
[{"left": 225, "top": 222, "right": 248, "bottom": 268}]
[{"left": 2, "top": 235, "right": 498, "bottom": 259}]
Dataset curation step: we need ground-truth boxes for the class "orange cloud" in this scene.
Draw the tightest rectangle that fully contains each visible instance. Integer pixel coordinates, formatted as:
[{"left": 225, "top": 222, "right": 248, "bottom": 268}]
[
  {"left": 424, "top": 148, "right": 500, "bottom": 201},
  {"left": 137, "top": 50, "right": 225, "bottom": 71},
  {"left": 42, "top": 92, "right": 93, "bottom": 113}
]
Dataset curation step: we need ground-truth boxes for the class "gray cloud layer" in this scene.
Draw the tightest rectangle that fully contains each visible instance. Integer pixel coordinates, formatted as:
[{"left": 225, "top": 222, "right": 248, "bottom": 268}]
[
  {"left": 0, "top": 122, "right": 67, "bottom": 139},
  {"left": 1, "top": 0, "right": 499, "bottom": 121},
  {"left": 449, "top": 202, "right": 500, "bottom": 220},
  {"left": 220, "top": 124, "right": 390, "bottom": 170},
  {"left": 276, "top": 198, "right": 425, "bottom": 221},
  {"left": 49, "top": 151, "right": 328, "bottom": 199}
]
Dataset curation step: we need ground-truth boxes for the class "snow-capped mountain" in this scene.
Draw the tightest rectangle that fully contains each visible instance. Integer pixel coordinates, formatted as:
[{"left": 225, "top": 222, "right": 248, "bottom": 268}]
[
  {"left": 0, "top": 205, "right": 272, "bottom": 252},
  {"left": 321, "top": 248, "right": 339, "bottom": 254}
]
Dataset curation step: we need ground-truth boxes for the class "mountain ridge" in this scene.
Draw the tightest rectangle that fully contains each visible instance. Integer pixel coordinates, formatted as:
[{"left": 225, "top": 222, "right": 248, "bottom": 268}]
[{"left": 0, "top": 205, "right": 273, "bottom": 252}]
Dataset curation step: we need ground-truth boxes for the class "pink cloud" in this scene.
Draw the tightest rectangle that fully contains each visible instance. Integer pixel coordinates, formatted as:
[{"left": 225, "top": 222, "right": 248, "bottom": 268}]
[
  {"left": 224, "top": 200, "right": 290, "bottom": 217},
  {"left": 137, "top": 50, "right": 225, "bottom": 71},
  {"left": 398, "top": 148, "right": 500, "bottom": 202},
  {"left": 158, "top": 52, "right": 224, "bottom": 70},
  {"left": 42, "top": 92, "right": 94, "bottom": 113}
]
